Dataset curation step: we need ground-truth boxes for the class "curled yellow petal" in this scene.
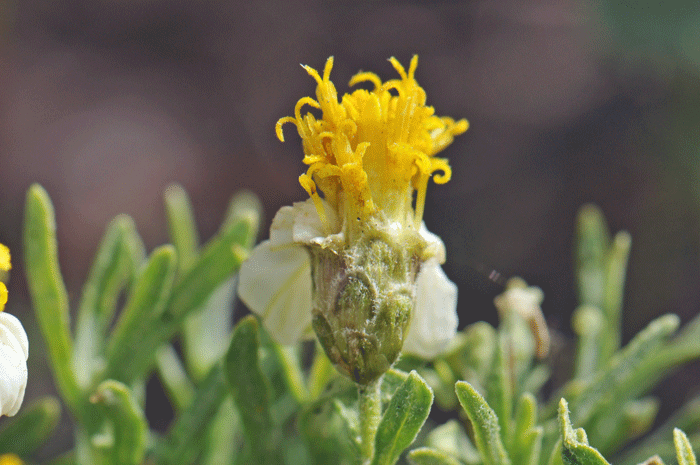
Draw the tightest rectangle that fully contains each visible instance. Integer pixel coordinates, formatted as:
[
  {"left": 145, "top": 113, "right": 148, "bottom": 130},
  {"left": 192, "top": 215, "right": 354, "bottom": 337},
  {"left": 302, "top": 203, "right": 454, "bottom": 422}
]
[{"left": 278, "top": 56, "right": 468, "bottom": 232}]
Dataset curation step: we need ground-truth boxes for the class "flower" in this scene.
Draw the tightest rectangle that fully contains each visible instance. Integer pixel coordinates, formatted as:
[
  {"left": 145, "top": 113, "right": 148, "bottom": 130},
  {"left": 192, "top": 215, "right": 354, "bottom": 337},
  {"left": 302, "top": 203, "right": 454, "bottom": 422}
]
[
  {"left": 239, "top": 56, "right": 465, "bottom": 383},
  {"left": 0, "top": 245, "right": 28, "bottom": 417}
]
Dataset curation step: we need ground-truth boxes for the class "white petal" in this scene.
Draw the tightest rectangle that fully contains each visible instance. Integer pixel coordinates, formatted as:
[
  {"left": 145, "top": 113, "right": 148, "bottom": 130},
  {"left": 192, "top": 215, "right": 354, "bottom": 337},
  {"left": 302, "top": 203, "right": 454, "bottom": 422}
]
[
  {"left": 0, "top": 313, "right": 28, "bottom": 417},
  {"left": 269, "top": 205, "right": 298, "bottom": 245},
  {"left": 418, "top": 223, "right": 446, "bottom": 264},
  {"left": 292, "top": 199, "right": 339, "bottom": 244},
  {"left": 403, "top": 261, "right": 458, "bottom": 359},
  {"left": 238, "top": 240, "right": 313, "bottom": 345},
  {"left": 270, "top": 199, "right": 339, "bottom": 246}
]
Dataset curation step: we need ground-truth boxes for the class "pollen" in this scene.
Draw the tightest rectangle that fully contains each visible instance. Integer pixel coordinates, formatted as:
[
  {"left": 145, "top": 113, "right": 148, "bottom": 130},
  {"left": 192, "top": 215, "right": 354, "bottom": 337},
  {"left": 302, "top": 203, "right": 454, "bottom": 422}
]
[{"left": 277, "top": 56, "right": 468, "bottom": 232}]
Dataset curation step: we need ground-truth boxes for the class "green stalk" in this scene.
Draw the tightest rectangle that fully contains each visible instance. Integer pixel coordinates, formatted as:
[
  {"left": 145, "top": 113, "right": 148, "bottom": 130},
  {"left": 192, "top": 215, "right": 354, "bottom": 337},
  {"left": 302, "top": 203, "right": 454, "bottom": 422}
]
[{"left": 359, "top": 378, "right": 382, "bottom": 464}]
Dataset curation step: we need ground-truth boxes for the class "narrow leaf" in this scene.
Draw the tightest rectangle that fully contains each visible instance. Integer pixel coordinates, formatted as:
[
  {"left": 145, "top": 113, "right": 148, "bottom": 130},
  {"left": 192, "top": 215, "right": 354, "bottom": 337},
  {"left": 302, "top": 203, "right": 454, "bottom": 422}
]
[
  {"left": 568, "top": 314, "right": 679, "bottom": 426},
  {"left": 425, "top": 420, "right": 480, "bottom": 464},
  {"left": 572, "top": 305, "right": 605, "bottom": 380},
  {"left": 512, "top": 393, "right": 543, "bottom": 465},
  {"left": 558, "top": 398, "right": 611, "bottom": 465},
  {"left": 307, "top": 346, "right": 336, "bottom": 400},
  {"left": 73, "top": 216, "right": 135, "bottom": 388},
  {"left": 674, "top": 429, "right": 698, "bottom": 465},
  {"left": 600, "top": 231, "right": 631, "bottom": 361},
  {"left": 164, "top": 184, "right": 200, "bottom": 274},
  {"left": 300, "top": 392, "right": 360, "bottom": 464},
  {"left": 166, "top": 216, "right": 253, "bottom": 323},
  {"left": 372, "top": 371, "right": 434, "bottom": 465},
  {"left": 105, "top": 245, "right": 177, "bottom": 383},
  {"left": 407, "top": 448, "right": 461, "bottom": 465},
  {"left": 0, "top": 397, "right": 61, "bottom": 456},
  {"left": 220, "top": 190, "right": 262, "bottom": 247},
  {"left": 574, "top": 204, "right": 609, "bottom": 311},
  {"left": 617, "top": 397, "right": 700, "bottom": 465},
  {"left": 155, "top": 365, "right": 229, "bottom": 465},
  {"left": 487, "top": 333, "right": 512, "bottom": 449},
  {"left": 155, "top": 344, "right": 195, "bottom": 411},
  {"left": 23, "top": 184, "right": 80, "bottom": 410},
  {"left": 225, "top": 316, "right": 277, "bottom": 462},
  {"left": 456, "top": 380, "right": 511, "bottom": 465},
  {"left": 200, "top": 398, "right": 242, "bottom": 465},
  {"left": 89, "top": 380, "right": 147, "bottom": 465}
]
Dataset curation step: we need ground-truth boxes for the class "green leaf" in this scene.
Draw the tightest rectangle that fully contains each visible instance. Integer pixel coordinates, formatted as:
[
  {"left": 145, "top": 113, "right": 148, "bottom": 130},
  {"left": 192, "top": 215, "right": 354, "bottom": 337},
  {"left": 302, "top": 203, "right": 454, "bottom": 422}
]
[
  {"left": 593, "top": 397, "right": 659, "bottom": 455},
  {"left": 558, "top": 398, "right": 611, "bottom": 465},
  {"left": 155, "top": 344, "right": 195, "bottom": 411},
  {"left": 89, "top": 380, "right": 148, "bottom": 465},
  {"left": 487, "top": 333, "right": 513, "bottom": 449},
  {"left": 0, "top": 396, "right": 61, "bottom": 456},
  {"left": 220, "top": 190, "right": 262, "bottom": 248},
  {"left": 567, "top": 314, "right": 679, "bottom": 427},
  {"left": 575, "top": 204, "right": 610, "bottom": 311},
  {"left": 653, "top": 310, "right": 700, "bottom": 374},
  {"left": 73, "top": 216, "right": 138, "bottom": 388},
  {"left": 446, "top": 322, "right": 496, "bottom": 387},
  {"left": 300, "top": 389, "right": 360, "bottom": 465},
  {"left": 380, "top": 368, "right": 410, "bottom": 403},
  {"left": 511, "top": 393, "right": 543, "bottom": 465},
  {"left": 407, "top": 448, "right": 461, "bottom": 465},
  {"left": 23, "top": 184, "right": 80, "bottom": 411},
  {"left": 164, "top": 184, "right": 200, "bottom": 274},
  {"left": 105, "top": 245, "right": 177, "bottom": 383},
  {"left": 165, "top": 214, "right": 253, "bottom": 324},
  {"left": 200, "top": 397, "right": 242, "bottom": 465},
  {"left": 573, "top": 205, "right": 631, "bottom": 373},
  {"left": 307, "top": 346, "right": 336, "bottom": 400},
  {"left": 155, "top": 365, "right": 229, "bottom": 465},
  {"left": 617, "top": 396, "right": 700, "bottom": 465},
  {"left": 455, "top": 380, "right": 511, "bottom": 465},
  {"left": 572, "top": 305, "right": 605, "bottom": 380},
  {"left": 600, "top": 231, "right": 631, "bottom": 362},
  {"left": 547, "top": 440, "right": 563, "bottom": 465},
  {"left": 425, "top": 419, "right": 480, "bottom": 464},
  {"left": 372, "top": 371, "right": 434, "bottom": 465},
  {"left": 674, "top": 428, "right": 698, "bottom": 465},
  {"left": 272, "top": 344, "right": 310, "bottom": 403},
  {"left": 225, "top": 316, "right": 278, "bottom": 462}
]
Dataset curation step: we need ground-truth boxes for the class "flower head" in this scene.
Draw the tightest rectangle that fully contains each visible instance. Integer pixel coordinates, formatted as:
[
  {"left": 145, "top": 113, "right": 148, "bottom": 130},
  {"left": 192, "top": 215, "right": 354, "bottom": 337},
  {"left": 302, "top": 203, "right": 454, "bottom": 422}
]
[
  {"left": 0, "top": 245, "right": 28, "bottom": 417},
  {"left": 277, "top": 56, "right": 468, "bottom": 237},
  {"left": 240, "top": 57, "right": 465, "bottom": 384}
]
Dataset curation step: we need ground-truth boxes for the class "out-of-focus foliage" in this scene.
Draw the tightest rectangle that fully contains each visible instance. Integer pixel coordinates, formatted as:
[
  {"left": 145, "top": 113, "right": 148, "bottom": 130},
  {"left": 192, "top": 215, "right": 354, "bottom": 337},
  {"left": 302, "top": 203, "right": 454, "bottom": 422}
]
[{"left": 13, "top": 186, "right": 700, "bottom": 464}]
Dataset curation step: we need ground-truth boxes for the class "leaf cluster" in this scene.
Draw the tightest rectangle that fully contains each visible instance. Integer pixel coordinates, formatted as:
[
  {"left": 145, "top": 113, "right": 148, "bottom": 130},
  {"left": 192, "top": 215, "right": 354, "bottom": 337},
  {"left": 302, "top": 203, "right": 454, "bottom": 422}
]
[{"left": 4, "top": 189, "right": 700, "bottom": 465}]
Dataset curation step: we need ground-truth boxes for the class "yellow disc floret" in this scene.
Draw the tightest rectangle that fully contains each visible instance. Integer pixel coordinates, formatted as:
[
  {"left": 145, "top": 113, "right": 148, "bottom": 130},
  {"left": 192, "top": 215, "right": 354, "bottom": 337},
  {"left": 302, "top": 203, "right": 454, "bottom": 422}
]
[
  {"left": 0, "top": 244, "right": 9, "bottom": 312},
  {"left": 277, "top": 56, "right": 468, "bottom": 234},
  {"left": 0, "top": 244, "right": 10, "bottom": 273}
]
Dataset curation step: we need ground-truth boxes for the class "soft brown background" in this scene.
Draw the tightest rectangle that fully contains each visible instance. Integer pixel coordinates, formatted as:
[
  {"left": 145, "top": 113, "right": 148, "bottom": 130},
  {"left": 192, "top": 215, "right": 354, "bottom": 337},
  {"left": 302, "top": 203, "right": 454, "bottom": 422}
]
[{"left": 2, "top": 0, "right": 700, "bottom": 458}]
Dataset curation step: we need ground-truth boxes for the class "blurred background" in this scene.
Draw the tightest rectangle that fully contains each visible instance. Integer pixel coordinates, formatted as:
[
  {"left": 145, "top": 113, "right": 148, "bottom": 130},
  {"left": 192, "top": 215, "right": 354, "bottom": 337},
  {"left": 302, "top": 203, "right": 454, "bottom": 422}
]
[{"left": 2, "top": 0, "right": 700, "bottom": 459}]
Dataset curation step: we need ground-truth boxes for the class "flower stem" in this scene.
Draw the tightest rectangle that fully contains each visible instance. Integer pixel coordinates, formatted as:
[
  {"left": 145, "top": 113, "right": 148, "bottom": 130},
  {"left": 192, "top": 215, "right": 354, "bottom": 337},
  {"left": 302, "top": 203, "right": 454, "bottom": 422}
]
[{"left": 359, "top": 378, "right": 382, "bottom": 464}]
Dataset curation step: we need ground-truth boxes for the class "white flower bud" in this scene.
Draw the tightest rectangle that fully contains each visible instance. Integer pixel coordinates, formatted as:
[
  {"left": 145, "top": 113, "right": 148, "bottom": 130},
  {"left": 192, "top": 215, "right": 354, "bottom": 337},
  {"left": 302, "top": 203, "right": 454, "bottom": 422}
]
[{"left": 0, "top": 312, "right": 29, "bottom": 417}]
